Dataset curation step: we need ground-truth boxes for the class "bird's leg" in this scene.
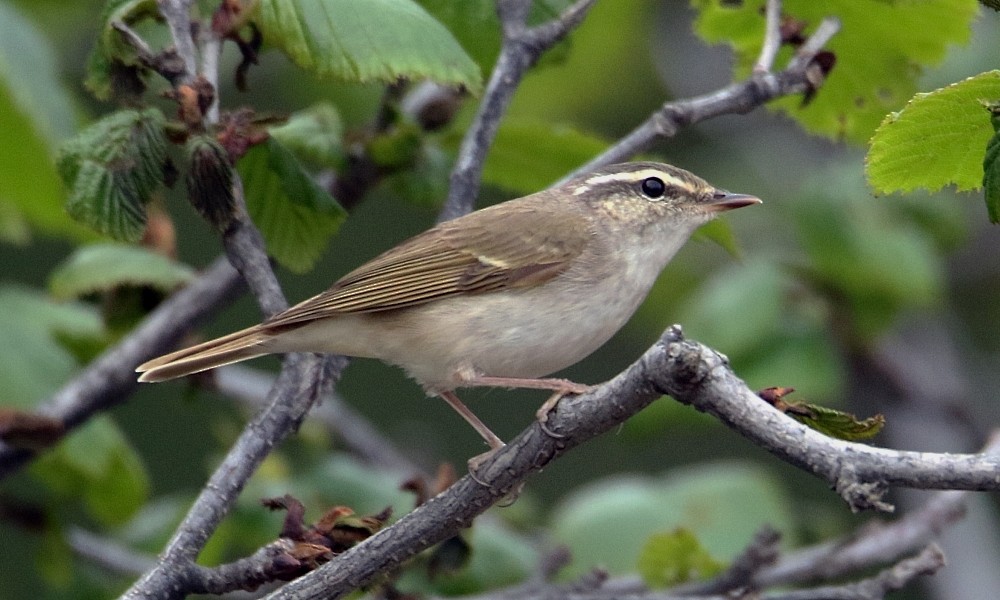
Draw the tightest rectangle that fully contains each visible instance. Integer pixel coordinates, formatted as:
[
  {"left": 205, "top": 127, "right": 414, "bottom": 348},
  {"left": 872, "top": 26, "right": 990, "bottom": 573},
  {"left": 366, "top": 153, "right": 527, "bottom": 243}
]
[
  {"left": 459, "top": 376, "right": 594, "bottom": 430},
  {"left": 439, "top": 391, "right": 508, "bottom": 478},
  {"left": 439, "top": 389, "right": 506, "bottom": 452}
]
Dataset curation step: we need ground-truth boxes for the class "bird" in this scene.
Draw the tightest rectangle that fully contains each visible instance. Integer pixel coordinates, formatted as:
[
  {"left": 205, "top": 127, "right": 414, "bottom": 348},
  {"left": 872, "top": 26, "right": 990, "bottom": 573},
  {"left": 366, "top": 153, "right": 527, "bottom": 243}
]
[{"left": 137, "top": 161, "right": 760, "bottom": 456}]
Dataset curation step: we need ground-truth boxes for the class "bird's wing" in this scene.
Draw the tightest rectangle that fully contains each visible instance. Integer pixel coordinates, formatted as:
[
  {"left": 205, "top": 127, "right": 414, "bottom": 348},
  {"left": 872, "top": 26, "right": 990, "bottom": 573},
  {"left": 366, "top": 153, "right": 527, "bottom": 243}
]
[{"left": 263, "top": 198, "right": 589, "bottom": 328}]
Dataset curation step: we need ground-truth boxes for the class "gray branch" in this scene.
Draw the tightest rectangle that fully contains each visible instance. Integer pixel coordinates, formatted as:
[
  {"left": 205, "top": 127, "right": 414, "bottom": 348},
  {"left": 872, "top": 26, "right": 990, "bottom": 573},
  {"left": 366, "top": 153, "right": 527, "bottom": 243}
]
[
  {"left": 0, "top": 256, "right": 243, "bottom": 479},
  {"left": 562, "top": 17, "right": 841, "bottom": 180},
  {"left": 440, "top": 0, "right": 598, "bottom": 222},
  {"left": 258, "top": 327, "right": 1000, "bottom": 600}
]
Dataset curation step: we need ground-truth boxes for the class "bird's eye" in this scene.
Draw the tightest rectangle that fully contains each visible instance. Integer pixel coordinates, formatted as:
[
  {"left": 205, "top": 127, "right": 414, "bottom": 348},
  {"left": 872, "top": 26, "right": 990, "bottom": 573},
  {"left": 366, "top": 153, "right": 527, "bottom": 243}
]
[{"left": 640, "top": 177, "right": 666, "bottom": 199}]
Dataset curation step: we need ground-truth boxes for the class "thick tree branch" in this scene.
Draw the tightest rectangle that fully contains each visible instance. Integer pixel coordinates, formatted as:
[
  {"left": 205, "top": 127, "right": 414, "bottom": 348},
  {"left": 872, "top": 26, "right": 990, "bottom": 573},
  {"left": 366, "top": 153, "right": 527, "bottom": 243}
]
[
  {"left": 257, "top": 327, "right": 1000, "bottom": 600},
  {"left": 651, "top": 333, "right": 1000, "bottom": 511}
]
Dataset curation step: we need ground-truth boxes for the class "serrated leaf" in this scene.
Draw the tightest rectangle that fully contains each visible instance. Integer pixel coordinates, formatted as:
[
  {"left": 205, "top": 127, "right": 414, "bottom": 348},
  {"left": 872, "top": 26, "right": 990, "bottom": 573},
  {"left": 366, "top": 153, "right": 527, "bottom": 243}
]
[
  {"left": 0, "top": 286, "right": 104, "bottom": 407},
  {"left": 692, "top": 0, "right": 978, "bottom": 142},
  {"left": 32, "top": 415, "right": 150, "bottom": 526},
  {"left": 84, "top": 0, "right": 160, "bottom": 100},
  {"left": 785, "top": 402, "right": 885, "bottom": 441},
  {"left": 0, "top": 3, "right": 93, "bottom": 243},
  {"left": 238, "top": 138, "right": 347, "bottom": 272},
  {"left": 482, "top": 120, "right": 607, "bottom": 194},
  {"left": 49, "top": 243, "right": 196, "bottom": 300},
  {"left": 552, "top": 462, "right": 792, "bottom": 579},
  {"left": 253, "top": 0, "right": 481, "bottom": 92},
  {"left": 637, "top": 529, "right": 725, "bottom": 588},
  {"left": 867, "top": 71, "right": 1000, "bottom": 196},
  {"left": 270, "top": 103, "right": 344, "bottom": 168},
  {"left": 58, "top": 108, "right": 169, "bottom": 241}
]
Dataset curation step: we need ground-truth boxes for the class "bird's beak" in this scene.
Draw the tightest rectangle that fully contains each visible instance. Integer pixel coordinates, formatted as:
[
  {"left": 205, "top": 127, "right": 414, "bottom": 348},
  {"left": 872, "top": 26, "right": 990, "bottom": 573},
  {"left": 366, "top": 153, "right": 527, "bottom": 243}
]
[{"left": 705, "top": 191, "right": 762, "bottom": 212}]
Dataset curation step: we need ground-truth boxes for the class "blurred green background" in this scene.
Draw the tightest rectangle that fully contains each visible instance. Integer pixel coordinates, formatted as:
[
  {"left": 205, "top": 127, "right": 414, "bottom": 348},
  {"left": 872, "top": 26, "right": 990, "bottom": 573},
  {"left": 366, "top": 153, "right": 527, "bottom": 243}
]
[{"left": 2, "top": 1, "right": 1000, "bottom": 598}]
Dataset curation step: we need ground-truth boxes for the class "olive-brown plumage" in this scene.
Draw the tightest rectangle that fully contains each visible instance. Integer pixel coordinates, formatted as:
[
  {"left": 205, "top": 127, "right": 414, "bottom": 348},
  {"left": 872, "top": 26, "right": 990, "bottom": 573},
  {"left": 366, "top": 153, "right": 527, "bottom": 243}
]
[{"left": 137, "top": 162, "right": 759, "bottom": 453}]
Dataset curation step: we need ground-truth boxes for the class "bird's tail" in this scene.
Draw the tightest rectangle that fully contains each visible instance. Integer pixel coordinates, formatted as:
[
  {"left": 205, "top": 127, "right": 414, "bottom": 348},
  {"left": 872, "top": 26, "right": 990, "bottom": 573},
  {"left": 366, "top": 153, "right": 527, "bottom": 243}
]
[{"left": 136, "top": 326, "right": 270, "bottom": 382}]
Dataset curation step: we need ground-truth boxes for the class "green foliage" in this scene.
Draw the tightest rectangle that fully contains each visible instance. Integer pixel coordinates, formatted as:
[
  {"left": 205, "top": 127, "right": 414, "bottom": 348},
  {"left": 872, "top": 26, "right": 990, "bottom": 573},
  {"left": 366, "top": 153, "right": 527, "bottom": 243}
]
[
  {"left": 252, "top": 0, "right": 482, "bottom": 91},
  {"left": 637, "top": 529, "right": 725, "bottom": 588},
  {"left": 238, "top": 138, "right": 347, "bottom": 272},
  {"left": 49, "top": 243, "right": 195, "bottom": 300},
  {"left": 418, "top": 0, "right": 573, "bottom": 74},
  {"left": 32, "top": 416, "right": 150, "bottom": 527},
  {"left": 692, "top": 0, "right": 978, "bottom": 142},
  {"left": 679, "top": 260, "right": 844, "bottom": 402},
  {"left": 551, "top": 462, "right": 792, "bottom": 579},
  {"left": 84, "top": 0, "right": 159, "bottom": 100},
  {"left": 405, "top": 521, "right": 539, "bottom": 595},
  {"left": 58, "top": 108, "right": 170, "bottom": 242},
  {"left": 481, "top": 119, "right": 607, "bottom": 194},
  {"left": 867, "top": 71, "right": 1000, "bottom": 199},
  {"left": 270, "top": 103, "right": 344, "bottom": 169},
  {"left": 984, "top": 105, "right": 1000, "bottom": 222},
  {"left": 0, "top": 286, "right": 105, "bottom": 406},
  {"left": 0, "top": 2, "right": 91, "bottom": 243},
  {"left": 792, "top": 171, "right": 944, "bottom": 337},
  {"left": 787, "top": 403, "right": 885, "bottom": 441}
]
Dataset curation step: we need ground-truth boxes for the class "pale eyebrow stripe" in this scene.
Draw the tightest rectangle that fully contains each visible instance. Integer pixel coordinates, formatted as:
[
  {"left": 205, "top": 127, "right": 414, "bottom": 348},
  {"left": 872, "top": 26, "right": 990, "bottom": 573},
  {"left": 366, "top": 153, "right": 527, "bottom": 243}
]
[{"left": 583, "top": 169, "right": 693, "bottom": 193}]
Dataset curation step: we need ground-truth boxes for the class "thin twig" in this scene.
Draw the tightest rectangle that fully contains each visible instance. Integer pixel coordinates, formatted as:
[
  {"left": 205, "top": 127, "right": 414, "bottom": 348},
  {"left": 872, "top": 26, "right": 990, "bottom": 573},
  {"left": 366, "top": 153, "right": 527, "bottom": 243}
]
[
  {"left": 215, "top": 365, "right": 422, "bottom": 475},
  {"left": 763, "top": 545, "right": 944, "bottom": 600},
  {"left": 563, "top": 16, "right": 840, "bottom": 179},
  {"left": 69, "top": 528, "right": 157, "bottom": 577},
  {"left": 440, "top": 0, "right": 598, "bottom": 222},
  {"left": 0, "top": 257, "right": 243, "bottom": 479},
  {"left": 754, "top": 0, "right": 783, "bottom": 73},
  {"left": 155, "top": 0, "right": 197, "bottom": 80}
]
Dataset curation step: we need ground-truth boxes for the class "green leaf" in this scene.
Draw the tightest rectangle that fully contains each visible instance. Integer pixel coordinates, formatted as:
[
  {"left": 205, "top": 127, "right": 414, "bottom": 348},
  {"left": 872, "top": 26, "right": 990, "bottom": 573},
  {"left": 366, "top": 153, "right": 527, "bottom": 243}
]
[
  {"left": 867, "top": 71, "right": 1000, "bottom": 196},
  {"left": 793, "top": 174, "right": 944, "bottom": 337},
  {"left": 238, "top": 137, "right": 347, "bottom": 272},
  {"left": 551, "top": 462, "right": 793, "bottom": 579},
  {"left": 0, "top": 286, "right": 104, "bottom": 407},
  {"left": 482, "top": 120, "right": 607, "bottom": 194},
  {"left": 84, "top": 0, "right": 159, "bottom": 100},
  {"left": 693, "top": 219, "right": 741, "bottom": 257},
  {"left": 668, "top": 260, "right": 845, "bottom": 416},
  {"left": 385, "top": 143, "right": 453, "bottom": 208},
  {"left": 32, "top": 415, "right": 150, "bottom": 526},
  {"left": 417, "top": 0, "right": 573, "bottom": 75},
  {"left": 984, "top": 105, "right": 1000, "bottom": 223},
  {"left": 58, "top": 108, "right": 170, "bottom": 241},
  {"left": 49, "top": 243, "right": 196, "bottom": 300},
  {"left": 0, "top": 3, "right": 93, "bottom": 243},
  {"left": 270, "top": 103, "right": 344, "bottom": 168},
  {"left": 637, "top": 529, "right": 725, "bottom": 588},
  {"left": 692, "top": 0, "right": 979, "bottom": 142},
  {"left": 785, "top": 402, "right": 885, "bottom": 441},
  {"left": 253, "top": 0, "right": 482, "bottom": 91}
]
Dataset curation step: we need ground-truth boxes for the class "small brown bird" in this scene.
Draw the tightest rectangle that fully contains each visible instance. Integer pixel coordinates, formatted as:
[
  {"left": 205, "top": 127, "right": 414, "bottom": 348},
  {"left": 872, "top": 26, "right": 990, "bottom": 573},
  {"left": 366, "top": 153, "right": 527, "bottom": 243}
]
[{"left": 138, "top": 162, "right": 759, "bottom": 454}]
